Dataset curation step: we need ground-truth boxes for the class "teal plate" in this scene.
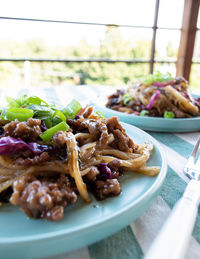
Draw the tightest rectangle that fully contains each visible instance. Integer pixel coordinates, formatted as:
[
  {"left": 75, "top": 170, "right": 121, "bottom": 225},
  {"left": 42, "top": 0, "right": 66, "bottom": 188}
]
[
  {"left": 90, "top": 102, "right": 200, "bottom": 132},
  {"left": 0, "top": 123, "right": 167, "bottom": 259}
]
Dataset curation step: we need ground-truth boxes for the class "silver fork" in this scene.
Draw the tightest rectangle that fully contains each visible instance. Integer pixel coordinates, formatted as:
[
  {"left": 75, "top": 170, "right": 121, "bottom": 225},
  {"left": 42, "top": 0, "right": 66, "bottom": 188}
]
[{"left": 145, "top": 137, "right": 200, "bottom": 259}]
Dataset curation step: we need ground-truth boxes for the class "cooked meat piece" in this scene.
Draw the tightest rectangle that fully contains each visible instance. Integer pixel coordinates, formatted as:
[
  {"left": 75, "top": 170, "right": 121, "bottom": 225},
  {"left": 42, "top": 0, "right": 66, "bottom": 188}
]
[
  {"left": 0, "top": 120, "right": 9, "bottom": 128},
  {"left": 106, "top": 117, "right": 135, "bottom": 152},
  {"left": 67, "top": 117, "right": 85, "bottom": 132},
  {"left": 85, "top": 166, "right": 100, "bottom": 182},
  {"left": 52, "top": 130, "right": 67, "bottom": 147},
  {"left": 111, "top": 129, "right": 133, "bottom": 152},
  {"left": 94, "top": 179, "right": 121, "bottom": 200},
  {"left": 106, "top": 116, "right": 123, "bottom": 132},
  {"left": 68, "top": 118, "right": 109, "bottom": 149},
  {"left": 4, "top": 118, "right": 42, "bottom": 142},
  {"left": 107, "top": 159, "right": 121, "bottom": 171},
  {"left": 83, "top": 107, "right": 93, "bottom": 118},
  {"left": 15, "top": 152, "right": 50, "bottom": 166},
  {"left": 10, "top": 174, "right": 77, "bottom": 221}
]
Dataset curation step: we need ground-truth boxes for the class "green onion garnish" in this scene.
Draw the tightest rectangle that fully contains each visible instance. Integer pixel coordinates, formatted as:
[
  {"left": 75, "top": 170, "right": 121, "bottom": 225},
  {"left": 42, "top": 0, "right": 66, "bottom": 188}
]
[
  {"left": 122, "top": 93, "right": 133, "bottom": 105},
  {"left": 52, "top": 110, "right": 66, "bottom": 126},
  {"left": 62, "top": 99, "right": 82, "bottom": 119},
  {"left": 5, "top": 108, "right": 34, "bottom": 122},
  {"left": 40, "top": 121, "right": 69, "bottom": 142},
  {"left": 26, "top": 104, "right": 53, "bottom": 120},
  {"left": 164, "top": 111, "right": 175, "bottom": 119},
  {"left": 141, "top": 71, "right": 172, "bottom": 85},
  {"left": 96, "top": 111, "right": 106, "bottom": 118},
  {"left": 140, "top": 110, "right": 149, "bottom": 116}
]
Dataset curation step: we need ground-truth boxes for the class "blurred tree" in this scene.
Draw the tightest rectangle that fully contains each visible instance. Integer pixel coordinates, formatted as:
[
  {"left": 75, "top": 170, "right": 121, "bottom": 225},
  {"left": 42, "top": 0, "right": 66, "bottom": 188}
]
[
  {"left": 166, "top": 41, "right": 177, "bottom": 58},
  {"left": 0, "top": 29, "right": 199, "bottom": 91}
]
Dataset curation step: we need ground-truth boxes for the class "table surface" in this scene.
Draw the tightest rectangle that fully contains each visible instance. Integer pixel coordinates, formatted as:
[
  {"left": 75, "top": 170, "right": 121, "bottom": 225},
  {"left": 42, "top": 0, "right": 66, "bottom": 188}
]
[{"left": 1, "top": 85, "right": 200, "bottom": 259}]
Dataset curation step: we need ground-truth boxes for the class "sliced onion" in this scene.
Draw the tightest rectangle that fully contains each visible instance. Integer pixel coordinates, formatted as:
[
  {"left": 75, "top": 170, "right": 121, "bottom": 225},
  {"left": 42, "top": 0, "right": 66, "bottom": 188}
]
[
  {"left": 152, "top": 80, "right": 175, "bottom": 87},
  {"left": 146, "top": 90, "right": 161, "bottom": 110}
]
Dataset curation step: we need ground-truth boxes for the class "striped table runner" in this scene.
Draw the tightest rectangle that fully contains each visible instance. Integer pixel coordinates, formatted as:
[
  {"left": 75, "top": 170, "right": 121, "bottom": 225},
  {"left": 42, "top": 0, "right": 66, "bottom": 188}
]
[{"left": 1, "top": 85, "right": 199, "bottom": 259}]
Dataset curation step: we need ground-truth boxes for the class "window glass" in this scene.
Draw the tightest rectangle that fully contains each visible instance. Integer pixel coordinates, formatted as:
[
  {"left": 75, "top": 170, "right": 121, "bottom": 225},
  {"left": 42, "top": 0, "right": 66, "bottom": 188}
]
[
  {"left": 155, "top": 29, "right": 181, "bottom": 61},
  {"left": 190, "top": 64, "right": 200, "bottom": 92},
  {"left": 154, "top": 63, "right": 176, "bottom": 77},
  {"left": 0, "top": 0, "right": 156, "bottom": 27},
  {"left": 158, "top": 0, "right": 184, "bottom": 28},
  {"left": 193, "top": 30, "right": 200, "bottom": 62}
]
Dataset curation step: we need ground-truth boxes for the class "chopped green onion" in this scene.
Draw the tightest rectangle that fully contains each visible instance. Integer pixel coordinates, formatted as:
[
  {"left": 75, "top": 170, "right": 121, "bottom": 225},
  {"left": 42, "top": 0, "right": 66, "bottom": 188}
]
[
  {"left": 44, "top": 118, "right": 52, "bottom": 129},
  {"left": 122, "top": 93, "right": 133, "bottom": 105},
  {"left": 62, "top": 99, "right": 82, "bottom": 119},
  {"left": 164, "top": 111, "right": 175, "bottom": 119},
  {"left": 26, "top": 104, "right": 53, "bottom": 120},
  {"left": 6, "top": 95, "right": 49, "bottom": 108},
  {"left": 5, "top": 108, "right": 34, "bottom": 122},
  {"left": 140, "top": 110, "right": 149, "bottom": 116},
  {"left": 6, "top": 96, "right": 20, "bottom": 108},
  {"left": 40, "top": 121, "right": 69, "bottom": 142},
  {"left": 27, "top": 96, "right": 49, "bottom": 106},
  {"left": 0, "top": 115, "right": 5, "bottom": 120},
  {"left": 96, "top": 111, "right": 106, "bottom": 118},
  {"left": 52, "top": 110, "right": 66, "bottom": 126},
  {"left": 141, "top": 71, "right": 172, "bottom": 85}
]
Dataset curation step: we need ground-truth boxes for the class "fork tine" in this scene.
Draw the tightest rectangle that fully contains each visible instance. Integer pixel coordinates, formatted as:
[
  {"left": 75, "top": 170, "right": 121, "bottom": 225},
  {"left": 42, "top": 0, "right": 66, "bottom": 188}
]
[{"left": 185, "top": 136, "right": 200, "bottom": 166}]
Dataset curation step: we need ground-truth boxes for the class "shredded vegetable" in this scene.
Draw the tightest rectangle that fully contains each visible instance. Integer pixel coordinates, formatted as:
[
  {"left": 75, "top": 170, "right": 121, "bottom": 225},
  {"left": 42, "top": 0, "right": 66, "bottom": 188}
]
[{"left": 146, "top": 90, "right": 160, "bottom": 110}]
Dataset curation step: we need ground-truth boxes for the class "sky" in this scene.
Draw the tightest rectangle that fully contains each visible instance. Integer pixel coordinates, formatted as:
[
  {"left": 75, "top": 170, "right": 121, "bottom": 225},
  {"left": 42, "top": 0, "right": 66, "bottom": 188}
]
[{"left": 0, "top": 0, "right": 184, "bottom": 49}]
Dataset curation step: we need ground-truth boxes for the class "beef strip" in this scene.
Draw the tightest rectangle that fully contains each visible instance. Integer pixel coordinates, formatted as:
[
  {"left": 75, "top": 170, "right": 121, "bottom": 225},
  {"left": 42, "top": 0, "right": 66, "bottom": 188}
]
[{"left": 106, "top": 117, "right": 135, "bottom": 152}]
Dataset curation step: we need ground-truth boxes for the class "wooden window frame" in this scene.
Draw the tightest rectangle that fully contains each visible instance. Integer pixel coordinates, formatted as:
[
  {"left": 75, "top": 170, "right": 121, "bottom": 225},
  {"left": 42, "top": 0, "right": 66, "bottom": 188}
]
[{"left": 176, "top": 0, "right": 200, "bottom": 80}]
